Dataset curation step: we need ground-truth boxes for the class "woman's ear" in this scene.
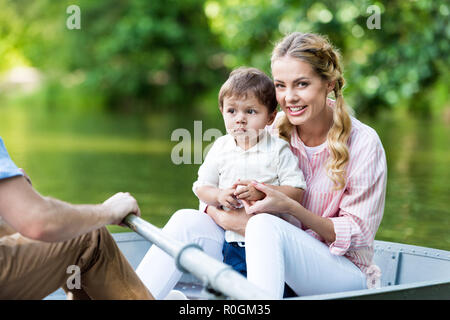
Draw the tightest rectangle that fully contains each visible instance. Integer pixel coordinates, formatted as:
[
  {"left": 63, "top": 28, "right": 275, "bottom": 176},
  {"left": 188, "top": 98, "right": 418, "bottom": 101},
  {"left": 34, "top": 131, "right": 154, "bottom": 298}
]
[{"left": 327, "top": 81, "right": 336, "bottom": 95}]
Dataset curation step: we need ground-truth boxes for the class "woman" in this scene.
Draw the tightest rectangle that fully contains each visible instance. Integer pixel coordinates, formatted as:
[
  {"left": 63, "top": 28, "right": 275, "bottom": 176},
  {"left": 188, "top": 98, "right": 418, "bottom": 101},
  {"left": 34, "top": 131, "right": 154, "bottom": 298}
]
[{"left": 137, "top": 32, "right": 387, "bottom": 299}]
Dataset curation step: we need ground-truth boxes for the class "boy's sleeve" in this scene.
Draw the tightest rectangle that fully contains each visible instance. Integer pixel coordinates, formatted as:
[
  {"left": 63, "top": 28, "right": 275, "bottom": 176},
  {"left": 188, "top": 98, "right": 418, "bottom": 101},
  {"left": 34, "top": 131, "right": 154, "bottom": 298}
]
[
  {"left": 192, "top": 140, "right": 221, "bottom": 197},
  {"left": 277, "top": 141, "right": 306, "bottom": 190}
]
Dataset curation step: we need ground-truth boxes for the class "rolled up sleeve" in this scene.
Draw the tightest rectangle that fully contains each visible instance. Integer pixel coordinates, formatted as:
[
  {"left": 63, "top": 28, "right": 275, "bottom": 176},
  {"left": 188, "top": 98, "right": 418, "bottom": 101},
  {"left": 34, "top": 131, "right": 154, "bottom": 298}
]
[
  {"left": 329, "top": 138, "right": 387, "bottom": 256},
  {"left": 0, "top": 137, "right": 23, "bottom": 180}
]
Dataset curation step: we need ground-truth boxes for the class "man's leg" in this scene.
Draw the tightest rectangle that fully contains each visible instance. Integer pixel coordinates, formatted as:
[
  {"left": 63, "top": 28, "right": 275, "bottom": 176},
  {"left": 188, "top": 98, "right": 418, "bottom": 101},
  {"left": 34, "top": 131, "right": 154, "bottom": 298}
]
[
  {"left": 0, "top": 227, "right": 153, "bottom": 300},
  {"left": 76, "top": 227, "right": 153, "bottom": 299}
]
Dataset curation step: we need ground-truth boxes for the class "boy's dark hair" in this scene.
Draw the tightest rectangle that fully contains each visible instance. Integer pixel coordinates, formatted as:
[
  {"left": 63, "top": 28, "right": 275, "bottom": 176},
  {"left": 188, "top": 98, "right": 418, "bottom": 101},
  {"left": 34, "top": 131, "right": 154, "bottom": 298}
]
[{"left": 218, "top": 67, "right": 278, "bottom": 113}]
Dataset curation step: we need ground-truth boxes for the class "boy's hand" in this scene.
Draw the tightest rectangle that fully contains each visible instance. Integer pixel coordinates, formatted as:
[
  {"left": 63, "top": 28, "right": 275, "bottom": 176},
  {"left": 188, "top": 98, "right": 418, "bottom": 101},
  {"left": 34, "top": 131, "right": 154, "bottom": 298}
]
[
  {"left": 217, "top": 188, "right": 241, "bottom": 209},
  {"left": 233, "top": 180, "right": 265, "bottom": 201}
]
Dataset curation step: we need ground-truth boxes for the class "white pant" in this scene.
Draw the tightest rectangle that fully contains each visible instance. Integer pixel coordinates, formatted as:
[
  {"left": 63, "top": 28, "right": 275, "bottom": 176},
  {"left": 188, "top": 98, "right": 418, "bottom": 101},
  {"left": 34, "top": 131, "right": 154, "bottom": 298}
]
[
  {"left": 246, "top": 214, "right": 367, "bottom": 298},
  {"left": 136, "top": 209, "right": 366, "bottom": 299},
  {"left": 136, "top": 209, "right": 224, "bottom": 299}
]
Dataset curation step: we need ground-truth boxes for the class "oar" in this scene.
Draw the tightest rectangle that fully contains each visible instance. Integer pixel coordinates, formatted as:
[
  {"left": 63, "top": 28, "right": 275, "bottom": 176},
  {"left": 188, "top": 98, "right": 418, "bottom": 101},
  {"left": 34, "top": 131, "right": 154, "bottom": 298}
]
[{"left": 123, "top": 214, "right": 271, "bottom": 300}]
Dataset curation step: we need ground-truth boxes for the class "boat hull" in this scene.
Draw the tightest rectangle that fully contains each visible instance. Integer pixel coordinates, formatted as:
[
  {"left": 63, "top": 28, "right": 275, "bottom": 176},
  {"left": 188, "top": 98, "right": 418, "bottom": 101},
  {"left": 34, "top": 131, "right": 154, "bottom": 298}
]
[{"left": 45, "top": 232, "right": 450, "bottom": 300}]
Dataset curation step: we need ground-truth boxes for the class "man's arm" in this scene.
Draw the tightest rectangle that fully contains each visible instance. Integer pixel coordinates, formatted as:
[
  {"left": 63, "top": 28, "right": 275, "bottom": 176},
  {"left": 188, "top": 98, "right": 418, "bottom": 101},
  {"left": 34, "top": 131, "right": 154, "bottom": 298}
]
[{"left": 0, "top": 176, "right": 140, "bottom": 242}]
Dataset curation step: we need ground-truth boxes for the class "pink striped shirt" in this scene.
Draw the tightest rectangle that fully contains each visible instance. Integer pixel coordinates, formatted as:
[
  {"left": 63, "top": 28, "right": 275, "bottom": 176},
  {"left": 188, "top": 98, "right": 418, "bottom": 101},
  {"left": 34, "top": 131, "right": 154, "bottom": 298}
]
[{"left": 271, "top": 110, "right": 387, "bottom": 286}]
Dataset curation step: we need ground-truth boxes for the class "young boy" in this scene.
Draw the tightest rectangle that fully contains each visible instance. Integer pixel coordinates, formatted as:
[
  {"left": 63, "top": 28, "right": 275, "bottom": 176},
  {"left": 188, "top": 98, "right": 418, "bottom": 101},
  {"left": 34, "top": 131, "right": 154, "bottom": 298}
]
[{"left": 193, "top": 67, "right": 306, "bottom": 275}]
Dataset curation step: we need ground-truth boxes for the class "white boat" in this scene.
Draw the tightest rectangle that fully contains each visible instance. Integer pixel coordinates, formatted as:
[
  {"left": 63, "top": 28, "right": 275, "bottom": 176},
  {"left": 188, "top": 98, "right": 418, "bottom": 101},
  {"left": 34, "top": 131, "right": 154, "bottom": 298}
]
[{"left": 46, "top": 216, "right": 450, "bottom": 300}]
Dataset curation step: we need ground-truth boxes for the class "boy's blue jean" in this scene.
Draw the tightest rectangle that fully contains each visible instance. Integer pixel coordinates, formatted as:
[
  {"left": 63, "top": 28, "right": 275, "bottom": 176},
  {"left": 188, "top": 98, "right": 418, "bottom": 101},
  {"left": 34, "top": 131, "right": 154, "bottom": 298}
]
[{"left": 222, "top": 241, "right": 297, "bottom": 298}]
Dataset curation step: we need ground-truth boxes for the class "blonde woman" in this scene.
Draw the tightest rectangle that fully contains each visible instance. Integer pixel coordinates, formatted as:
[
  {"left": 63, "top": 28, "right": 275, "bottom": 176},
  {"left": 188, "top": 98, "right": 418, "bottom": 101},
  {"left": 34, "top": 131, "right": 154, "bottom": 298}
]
[{"left": 207, "top": 32, "right": 387, "bottom": 298}]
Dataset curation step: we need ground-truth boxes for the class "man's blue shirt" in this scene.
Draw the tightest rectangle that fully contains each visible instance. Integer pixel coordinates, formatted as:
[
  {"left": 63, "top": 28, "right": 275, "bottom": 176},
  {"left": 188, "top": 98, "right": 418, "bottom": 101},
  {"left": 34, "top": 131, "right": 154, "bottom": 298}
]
[{"left": 0, "top": 137, "right": 23, "bottom": 180}]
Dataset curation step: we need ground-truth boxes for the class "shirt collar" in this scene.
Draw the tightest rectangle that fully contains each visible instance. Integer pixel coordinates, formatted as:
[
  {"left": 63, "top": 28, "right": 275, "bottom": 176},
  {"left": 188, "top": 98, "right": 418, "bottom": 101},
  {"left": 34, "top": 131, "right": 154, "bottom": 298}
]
[{"left": 225, "top": 130, "right": 271, "bottom": 153}]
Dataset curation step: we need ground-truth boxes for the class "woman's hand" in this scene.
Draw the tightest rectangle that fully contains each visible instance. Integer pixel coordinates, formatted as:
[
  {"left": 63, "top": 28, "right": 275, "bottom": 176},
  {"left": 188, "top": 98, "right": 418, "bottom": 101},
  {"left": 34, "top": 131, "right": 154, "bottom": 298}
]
[
  {"left": 206, "top": 205, "right": 253, "bottom": 236},
  {"left": 244, "top": 181, "right": 337, "bottom": 242},
  {"left": 241, "top": 181, "right": 297, "bottom": 215}
]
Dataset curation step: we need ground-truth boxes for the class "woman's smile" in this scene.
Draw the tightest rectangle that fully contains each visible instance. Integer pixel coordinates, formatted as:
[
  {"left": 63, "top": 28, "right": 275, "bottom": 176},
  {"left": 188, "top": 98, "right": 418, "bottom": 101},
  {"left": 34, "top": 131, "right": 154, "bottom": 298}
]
[{"left": 287, "top": 105, "right": 308, "bottom": 116}]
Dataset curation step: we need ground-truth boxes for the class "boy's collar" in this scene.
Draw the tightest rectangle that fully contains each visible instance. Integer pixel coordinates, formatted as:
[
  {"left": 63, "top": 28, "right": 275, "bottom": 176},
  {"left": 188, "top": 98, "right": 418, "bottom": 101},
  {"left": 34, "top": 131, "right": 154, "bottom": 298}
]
[{"left": 227, "top": 130, "right": 270, "bottom": 152}]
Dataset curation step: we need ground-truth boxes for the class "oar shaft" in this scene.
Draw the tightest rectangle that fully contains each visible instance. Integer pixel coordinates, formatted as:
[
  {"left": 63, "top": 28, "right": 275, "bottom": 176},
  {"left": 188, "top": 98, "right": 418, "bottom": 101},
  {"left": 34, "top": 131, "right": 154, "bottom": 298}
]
[
  {"left": 123, "top": 214, "right": 271, "bottom": 300},
  {"left": 124, "top": 214, "right": 180, "bottom": 257}
]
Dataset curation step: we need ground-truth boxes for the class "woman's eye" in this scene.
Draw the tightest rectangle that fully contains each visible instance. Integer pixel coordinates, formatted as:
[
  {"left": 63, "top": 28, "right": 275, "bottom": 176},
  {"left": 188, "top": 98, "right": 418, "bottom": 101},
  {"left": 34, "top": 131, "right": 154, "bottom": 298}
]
[
  {"left": 298, "top": 82, "right": 309, "bottom": 88},
  {"left": 275, "top": 83, "right": 284, "bottom": 88}
]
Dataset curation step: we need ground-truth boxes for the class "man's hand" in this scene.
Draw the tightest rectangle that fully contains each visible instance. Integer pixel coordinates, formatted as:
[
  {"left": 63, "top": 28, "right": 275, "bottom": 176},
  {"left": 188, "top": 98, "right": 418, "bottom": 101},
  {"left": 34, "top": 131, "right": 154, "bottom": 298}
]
[{"left": 102, "top": 192, "right": 141, "bottom": 225}]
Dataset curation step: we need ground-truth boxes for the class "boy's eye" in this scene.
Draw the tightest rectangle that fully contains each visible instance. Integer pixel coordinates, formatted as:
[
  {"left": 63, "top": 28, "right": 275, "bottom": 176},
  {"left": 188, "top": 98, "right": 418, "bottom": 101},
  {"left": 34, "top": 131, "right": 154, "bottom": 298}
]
[
  {"left": 247, "top": 109, "right": 256, "bottom": 114},
  {"left": 227, "top": 108, "right": 235, "bottom": 114}
]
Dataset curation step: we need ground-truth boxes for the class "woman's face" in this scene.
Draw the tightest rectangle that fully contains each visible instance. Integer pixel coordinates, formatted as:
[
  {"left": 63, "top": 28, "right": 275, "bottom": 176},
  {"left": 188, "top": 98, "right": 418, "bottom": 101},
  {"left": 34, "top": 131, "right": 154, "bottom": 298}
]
[{"left": 272, "top": 56, "right": 332, "bottom": 127}]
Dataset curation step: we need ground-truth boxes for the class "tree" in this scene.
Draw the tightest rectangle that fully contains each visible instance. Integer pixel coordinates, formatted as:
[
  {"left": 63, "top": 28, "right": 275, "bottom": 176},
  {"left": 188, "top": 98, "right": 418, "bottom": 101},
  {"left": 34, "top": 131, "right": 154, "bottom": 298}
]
[
  {"left": 2, "top": 0, "right": 228, "bottom": 112},
  {"left": 204, "top": 0, "right": 449, "bottom": 116}
]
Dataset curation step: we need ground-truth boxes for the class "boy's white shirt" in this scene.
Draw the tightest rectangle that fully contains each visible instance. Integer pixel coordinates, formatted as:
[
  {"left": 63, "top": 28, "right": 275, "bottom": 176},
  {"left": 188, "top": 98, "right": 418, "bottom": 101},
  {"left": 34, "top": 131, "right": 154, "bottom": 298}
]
[{"left": 193, "top": 128, "right": 306, "bottom": 243}]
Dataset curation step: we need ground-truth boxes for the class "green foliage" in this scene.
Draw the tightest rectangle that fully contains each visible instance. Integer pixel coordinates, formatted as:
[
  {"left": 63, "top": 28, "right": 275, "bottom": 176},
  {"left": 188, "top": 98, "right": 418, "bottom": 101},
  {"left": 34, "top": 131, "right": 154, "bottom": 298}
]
[
  {"left": 66, "top": 0, "right": 228, "bottom": 112},
  {"left": 0, "top": 0, "right": 448, "bottom": 116},
  {"left": 205, "top": 0, "right": 449, "bottom": 116},
  {"left": 2, "top": 0, "right": 228, "bottom": 112}
]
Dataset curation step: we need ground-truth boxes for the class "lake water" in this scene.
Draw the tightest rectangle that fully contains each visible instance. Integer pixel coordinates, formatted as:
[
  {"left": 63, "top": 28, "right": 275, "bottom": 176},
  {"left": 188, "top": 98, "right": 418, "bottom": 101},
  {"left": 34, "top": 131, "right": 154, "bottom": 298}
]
[{"left": 1, "top": 106, "right": 449, "bottom": 251}]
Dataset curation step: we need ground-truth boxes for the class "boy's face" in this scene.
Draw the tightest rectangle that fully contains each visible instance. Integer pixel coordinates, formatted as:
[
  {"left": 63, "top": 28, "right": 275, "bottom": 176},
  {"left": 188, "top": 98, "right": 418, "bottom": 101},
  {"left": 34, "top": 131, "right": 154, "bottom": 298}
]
[{"left": 221, "top": 93, "right": 276, "bottom": 143}]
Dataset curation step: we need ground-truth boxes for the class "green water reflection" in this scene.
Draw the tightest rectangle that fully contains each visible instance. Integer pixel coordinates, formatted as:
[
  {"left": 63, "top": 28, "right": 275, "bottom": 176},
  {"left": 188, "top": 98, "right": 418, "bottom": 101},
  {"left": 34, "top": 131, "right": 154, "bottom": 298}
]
[{"left": 1, "top": 107, "right": 449, "bottom": 251}]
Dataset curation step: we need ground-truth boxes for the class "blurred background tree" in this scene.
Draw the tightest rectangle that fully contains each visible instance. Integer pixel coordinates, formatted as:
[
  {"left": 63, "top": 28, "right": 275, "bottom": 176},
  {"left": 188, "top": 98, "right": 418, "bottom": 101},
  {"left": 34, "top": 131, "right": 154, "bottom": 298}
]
[
  {"left": 1, "top": 0, "right": 228, "bottom": 113},
  {"left": 0, "top": 0, "right": 449, "bottom": 249},
  {"left": 0, "top": 0, "right": 448, "bottom": 116},
  {"left": 203, "top": 0, "right": 449, "bottom": 116}
]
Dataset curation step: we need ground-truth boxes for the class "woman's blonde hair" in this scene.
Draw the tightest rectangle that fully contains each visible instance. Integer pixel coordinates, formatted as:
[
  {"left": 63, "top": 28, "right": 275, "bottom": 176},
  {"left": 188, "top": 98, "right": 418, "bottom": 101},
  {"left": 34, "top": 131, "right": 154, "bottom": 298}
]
[{"left": 271, "top": 32, "right": 352, "bottom": 190}]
